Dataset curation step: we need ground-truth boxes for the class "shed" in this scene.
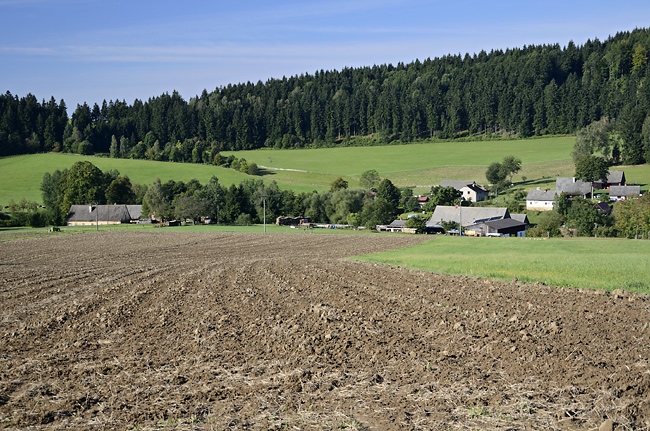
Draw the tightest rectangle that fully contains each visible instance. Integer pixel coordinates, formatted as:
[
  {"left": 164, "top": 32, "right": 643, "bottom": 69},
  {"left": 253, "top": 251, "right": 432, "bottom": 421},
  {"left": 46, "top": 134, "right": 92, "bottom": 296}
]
[{"left": 465, "top": 218, "right": 527, "bottom": 237}]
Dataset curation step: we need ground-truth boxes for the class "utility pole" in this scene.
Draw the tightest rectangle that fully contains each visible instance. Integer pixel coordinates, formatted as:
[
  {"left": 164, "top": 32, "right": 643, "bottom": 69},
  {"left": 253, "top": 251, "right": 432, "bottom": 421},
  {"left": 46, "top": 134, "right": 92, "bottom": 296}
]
[{"left": 262, "top": 195, "right": 267, "bottom": 233}]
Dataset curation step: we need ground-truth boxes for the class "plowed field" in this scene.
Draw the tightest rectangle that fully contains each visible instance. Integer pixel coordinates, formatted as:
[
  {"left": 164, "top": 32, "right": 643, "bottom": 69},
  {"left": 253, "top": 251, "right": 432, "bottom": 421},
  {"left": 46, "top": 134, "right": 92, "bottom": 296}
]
[{"left": 1, "top": 232, "right": 649, "bottom": 430}]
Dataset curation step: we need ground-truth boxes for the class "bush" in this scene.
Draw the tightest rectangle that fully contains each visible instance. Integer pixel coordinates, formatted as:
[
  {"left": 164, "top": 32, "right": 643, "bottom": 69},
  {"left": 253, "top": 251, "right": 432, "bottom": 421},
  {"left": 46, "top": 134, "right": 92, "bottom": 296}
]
[{"left": 234, "top": 213, "right": 253, "bottom": 225}]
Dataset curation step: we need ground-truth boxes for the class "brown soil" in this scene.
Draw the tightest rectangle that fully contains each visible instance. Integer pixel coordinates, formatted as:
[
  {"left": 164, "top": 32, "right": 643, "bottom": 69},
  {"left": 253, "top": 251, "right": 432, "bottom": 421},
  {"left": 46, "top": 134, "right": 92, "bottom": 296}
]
[{"left": 1, "top": 231, "right": 649, "bottom": 430}]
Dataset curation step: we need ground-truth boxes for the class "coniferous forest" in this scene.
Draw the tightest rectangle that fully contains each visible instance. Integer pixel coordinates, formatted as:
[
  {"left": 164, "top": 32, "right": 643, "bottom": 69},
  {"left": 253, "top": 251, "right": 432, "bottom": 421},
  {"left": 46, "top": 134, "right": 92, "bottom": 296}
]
[{"left": 2, "top": 28, "right": 650, "bottom": 164}]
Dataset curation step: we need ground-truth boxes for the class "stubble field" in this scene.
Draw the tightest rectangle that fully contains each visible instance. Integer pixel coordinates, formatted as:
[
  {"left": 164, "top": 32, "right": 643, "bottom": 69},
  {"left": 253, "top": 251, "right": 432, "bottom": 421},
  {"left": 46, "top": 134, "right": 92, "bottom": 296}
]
[{"left": 1, "top": 231, "right": 649, "bottom": 430}]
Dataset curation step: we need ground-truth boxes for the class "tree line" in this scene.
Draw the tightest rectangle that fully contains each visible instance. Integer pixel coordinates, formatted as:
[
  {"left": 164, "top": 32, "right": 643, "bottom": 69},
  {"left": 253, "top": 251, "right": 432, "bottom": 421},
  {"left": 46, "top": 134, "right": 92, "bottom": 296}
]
[
  {"left": 2, "top": 28, "right": 650, "bottom": 162},
  {"left": 30, "top": 161, "right": 414, "bottom": 229}
]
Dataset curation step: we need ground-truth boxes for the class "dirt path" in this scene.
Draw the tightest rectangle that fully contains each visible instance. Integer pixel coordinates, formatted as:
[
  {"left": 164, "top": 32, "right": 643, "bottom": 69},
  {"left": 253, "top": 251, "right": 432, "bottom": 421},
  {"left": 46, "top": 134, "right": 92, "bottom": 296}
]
[{"left": 1, "top": 232, "right": 649, "bottom": 430}]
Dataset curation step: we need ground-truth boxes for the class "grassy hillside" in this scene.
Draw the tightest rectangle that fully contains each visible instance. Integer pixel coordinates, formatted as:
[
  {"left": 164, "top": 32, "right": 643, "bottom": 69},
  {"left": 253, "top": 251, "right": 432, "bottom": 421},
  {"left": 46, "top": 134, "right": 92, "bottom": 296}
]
[
  {"left": 223, "top": 136, "right": 577, "bottom": 190},
  {"left": 0, "top": 153, "right": 251, "bottom": 204},
  {"left": 2, "top": 136, "right": 649, "bottom": 206}
]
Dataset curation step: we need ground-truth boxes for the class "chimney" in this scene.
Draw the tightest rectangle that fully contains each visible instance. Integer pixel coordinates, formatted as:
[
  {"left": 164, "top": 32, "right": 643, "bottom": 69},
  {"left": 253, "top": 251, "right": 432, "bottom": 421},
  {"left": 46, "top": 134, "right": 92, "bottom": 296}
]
[{"left": 89, "top": 205, "right": 93, "bottom": 213}]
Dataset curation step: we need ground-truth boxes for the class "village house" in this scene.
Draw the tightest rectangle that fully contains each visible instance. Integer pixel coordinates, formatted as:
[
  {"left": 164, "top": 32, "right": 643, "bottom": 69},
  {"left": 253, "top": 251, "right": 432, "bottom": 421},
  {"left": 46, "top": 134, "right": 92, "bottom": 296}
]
[
  {"left": 555, "top": 177, "right": 592, "bottom": 198},
  {"left": 426, "top": 206, "right": 510, "bottom": 230},
  {"left": 609, "top": 185, "right": 641, "bottom": 201},
  {"left": 67, "top": 204, "right": 143, "bottom": 227},
  {"left": 440, "top": 180, "right": 489, "bottom": 202},
  {"left": 593, "top": 171, "right": 626, "bottom": 189},
  {"left": 526, "top": 188, "right": 556, "bottom": 211}
]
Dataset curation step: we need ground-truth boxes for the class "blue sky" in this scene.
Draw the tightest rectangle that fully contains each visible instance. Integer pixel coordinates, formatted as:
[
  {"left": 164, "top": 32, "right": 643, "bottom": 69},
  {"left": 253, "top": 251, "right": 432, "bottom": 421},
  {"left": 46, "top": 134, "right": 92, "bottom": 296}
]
[{"left": 2, "top": 0, "right": 649, "bottom": 112}]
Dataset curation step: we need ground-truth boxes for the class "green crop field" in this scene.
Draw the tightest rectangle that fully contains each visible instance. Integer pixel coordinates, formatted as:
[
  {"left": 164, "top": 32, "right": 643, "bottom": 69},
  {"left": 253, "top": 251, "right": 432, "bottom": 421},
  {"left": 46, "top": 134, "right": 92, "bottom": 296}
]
[{"left": 354, "top": 235, "right": 650, "bottom": 293}]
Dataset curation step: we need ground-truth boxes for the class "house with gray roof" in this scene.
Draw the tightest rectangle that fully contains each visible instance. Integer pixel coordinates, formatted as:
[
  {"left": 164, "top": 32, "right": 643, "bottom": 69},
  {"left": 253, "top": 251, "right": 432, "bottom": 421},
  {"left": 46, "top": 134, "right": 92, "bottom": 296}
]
[
  {"left": 556, "top": 177, "right": 592, "bottom": 198},
  {"left": 439, "top": 180, "right": 488, "bottom": 202},
  {"left": 67, "top": 205, "right": 143, "bottom": 226},
  {"left": 440, "top": 180, "right": 475, "bottom": 189},
  {"left": 609, "top": 185, "right": 641, "bottom": 201},
  {"left": 526, "top": 189, "right": 556, "bottom": 211},
  {"left": 426, "top": 206, "right": 510, "bottom": 229},
  {"left": 594, "top": 171, "right": 626, "bottom": 189}
]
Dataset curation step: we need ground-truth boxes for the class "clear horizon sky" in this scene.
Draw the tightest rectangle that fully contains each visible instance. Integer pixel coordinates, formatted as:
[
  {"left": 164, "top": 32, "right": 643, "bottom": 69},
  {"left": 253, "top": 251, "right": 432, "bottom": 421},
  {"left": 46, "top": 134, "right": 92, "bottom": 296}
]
[{"left": 2, "top": 0, "right": 649, "bottom": 113}]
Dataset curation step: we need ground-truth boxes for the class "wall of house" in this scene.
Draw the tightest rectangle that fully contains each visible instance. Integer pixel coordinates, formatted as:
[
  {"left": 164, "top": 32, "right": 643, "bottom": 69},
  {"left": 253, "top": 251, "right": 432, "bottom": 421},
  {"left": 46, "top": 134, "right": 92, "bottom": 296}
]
[
  {"left": 67, "top": 221, "right": 122, "bottom": 226},
  {"left": 526, "top": 200, "right": 554, "bottom": 211}
]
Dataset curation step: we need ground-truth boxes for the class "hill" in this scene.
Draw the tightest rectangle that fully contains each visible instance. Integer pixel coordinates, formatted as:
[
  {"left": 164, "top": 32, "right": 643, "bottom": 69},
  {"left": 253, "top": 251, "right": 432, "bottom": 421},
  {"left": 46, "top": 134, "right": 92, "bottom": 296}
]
[{"left": 0, "top": 136, "right": 578, "bottom": 205}]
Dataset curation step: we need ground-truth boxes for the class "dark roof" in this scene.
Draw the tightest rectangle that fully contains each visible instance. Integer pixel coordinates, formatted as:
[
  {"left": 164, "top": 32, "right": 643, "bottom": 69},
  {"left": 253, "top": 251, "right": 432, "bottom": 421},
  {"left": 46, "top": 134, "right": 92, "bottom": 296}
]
[
  {"left": 483, "top": 218, "right": 526, "bottom": 230},
  {"left": 594, "top": 202, "right": 612, "bottom": 214},
  {"left": 526, "top": 189, "right": 556, "bottom": 201},
  {"left": 610, "top": 185, "right": 641, "bottom": 196},
  {"left": 388, "top": 219, "right": 407, "bottom": 228}
]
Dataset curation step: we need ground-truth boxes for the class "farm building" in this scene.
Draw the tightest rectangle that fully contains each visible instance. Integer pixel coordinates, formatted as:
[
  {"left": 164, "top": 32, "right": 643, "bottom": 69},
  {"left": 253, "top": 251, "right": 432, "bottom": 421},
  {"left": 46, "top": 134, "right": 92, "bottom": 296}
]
[
  {"left": 594, "top": 171, "right": 626, "bottom": 189},
  {"left": 556, "top": 177, "right": 592, "bottom": 198},
  {"left": 510, "top": 213, "right": 530, "bottom": 226},
  {"left": 465, "top": 218, "right": 528, "bottom": 237},
  {"left": 67, "top": 205, "right": 143, "bottom": 226},
  {"left": 609, "top": 185, "right": 641, "bottom": 201},
  {"left": 376, "top": 219, "right": 419, "bottom": 234},
  {"left": 426, "top": 206, "right": 510, "bottom": 229},
  {"left": 526, "top": 189, "right": 556, "bottom": 211}
]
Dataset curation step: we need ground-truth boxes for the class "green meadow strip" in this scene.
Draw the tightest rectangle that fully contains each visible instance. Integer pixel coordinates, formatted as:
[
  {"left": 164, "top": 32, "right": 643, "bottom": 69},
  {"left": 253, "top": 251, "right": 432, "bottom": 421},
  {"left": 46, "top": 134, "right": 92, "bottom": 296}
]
[{"left": 353, "top": 236, "right": 650, "bottom": 294}]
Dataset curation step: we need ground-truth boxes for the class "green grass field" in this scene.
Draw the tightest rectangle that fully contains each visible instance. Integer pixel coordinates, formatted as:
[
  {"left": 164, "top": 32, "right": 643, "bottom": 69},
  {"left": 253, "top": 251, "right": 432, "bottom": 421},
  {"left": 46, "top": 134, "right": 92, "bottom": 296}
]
[
  {"left": 222, "top": 136, "right": 578, "bottom": 190},
  {"left": 0, "top": 153, "right": 251, "bottom": 204},
  {"left": 2, "top": 135, "right": 649, "bottom": 206},
  {"left": 353, "top": 235, "right": 650, "bottom": 293}
]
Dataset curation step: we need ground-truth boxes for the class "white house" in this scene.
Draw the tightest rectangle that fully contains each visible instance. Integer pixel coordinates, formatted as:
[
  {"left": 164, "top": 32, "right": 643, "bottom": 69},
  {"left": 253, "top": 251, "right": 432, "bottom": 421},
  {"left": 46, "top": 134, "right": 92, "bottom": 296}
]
[{"left": 526, "top": 189, "right": 556, "bottom": 211}]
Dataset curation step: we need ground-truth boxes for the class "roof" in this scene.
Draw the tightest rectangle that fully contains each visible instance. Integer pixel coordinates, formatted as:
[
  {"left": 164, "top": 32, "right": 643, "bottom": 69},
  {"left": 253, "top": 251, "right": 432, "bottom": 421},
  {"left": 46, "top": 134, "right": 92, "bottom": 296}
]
[
  {"left": 483, "top": 218, "right": 526, "bottom": 230},
  {"left": 556, "top": 177, "right": 592, "bottom": 196},
  {"left": 510, "top": 213, "right": 529, "bottom": 224},
  {"left": 126, "top": 205, "right": 143, "bottom": 219},
  {"left": 607, "top": 171, "right": 625, "bottom": 184},
  {"left": 440, "top": 180, "right": 476, "bottom": 190},
  {"left": 426, "top": 206, "right": 509, "bottom": 227},
  {"left": 594, "top": 202, "right": 612, "bottom": 214},
  {"left": 610, "top": 185, "right": 641, "bottom": 196},
  {"left": 461, "top": 183, "right": 488, "bottom": 193},
  {"left": 526, "top": 189, "right": 556, "bottom": 201},
  {"left": 388, "top": 219, "right": 407, "bottom": 228},
  {"left": 67, "top": 204, "right": 143, "bottom": 223}
]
